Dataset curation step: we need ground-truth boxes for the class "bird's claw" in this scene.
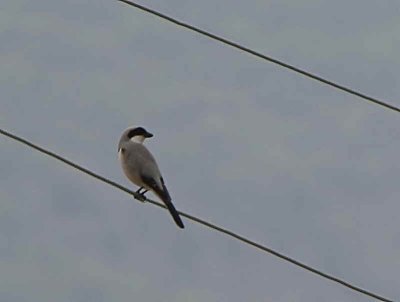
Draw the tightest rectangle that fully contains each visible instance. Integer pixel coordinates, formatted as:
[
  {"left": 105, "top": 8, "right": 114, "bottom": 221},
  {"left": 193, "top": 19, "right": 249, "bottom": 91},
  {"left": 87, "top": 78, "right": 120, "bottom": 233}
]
[{"left": 135, "top": 193, "right": 147, "bottom": 203}]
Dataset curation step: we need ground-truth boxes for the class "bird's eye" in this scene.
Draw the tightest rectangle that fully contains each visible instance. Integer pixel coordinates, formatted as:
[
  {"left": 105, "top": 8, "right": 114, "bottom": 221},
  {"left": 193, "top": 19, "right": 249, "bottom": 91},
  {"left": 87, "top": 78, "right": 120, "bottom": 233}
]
[
  {"left": 127, "top": 130, "right": 136, "bottom": 138},
  {"left": 127, "top": 127, "right": 146, "bottom": 138}
]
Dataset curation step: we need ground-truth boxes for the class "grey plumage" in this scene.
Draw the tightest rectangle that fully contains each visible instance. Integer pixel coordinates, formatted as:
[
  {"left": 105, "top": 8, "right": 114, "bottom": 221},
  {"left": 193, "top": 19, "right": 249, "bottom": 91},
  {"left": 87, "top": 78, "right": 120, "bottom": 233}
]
[{"left": 118, "top": 127, "right": 184, "bottom": 229}]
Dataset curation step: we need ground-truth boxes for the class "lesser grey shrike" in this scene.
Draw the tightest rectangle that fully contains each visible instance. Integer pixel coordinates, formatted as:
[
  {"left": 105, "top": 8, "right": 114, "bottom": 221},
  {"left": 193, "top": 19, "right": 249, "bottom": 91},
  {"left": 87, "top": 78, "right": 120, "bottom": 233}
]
[{"left": 118, "top": 126, "right": 184, "bottom": 229}]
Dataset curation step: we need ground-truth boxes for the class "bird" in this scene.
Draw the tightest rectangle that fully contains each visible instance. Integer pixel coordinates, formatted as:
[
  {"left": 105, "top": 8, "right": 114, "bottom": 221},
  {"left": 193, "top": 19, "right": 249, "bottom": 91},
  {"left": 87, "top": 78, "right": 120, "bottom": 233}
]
[{"left": 118, "top": 126, "right": 184, "bottom": 229}]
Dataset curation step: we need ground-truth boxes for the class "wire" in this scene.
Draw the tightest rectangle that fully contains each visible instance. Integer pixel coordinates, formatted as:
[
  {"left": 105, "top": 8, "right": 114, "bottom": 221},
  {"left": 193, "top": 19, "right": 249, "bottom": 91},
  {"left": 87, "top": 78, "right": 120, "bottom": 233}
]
[
  {"left": 115, "top": 0, "right": 400, "bottom": 114},
  {"left": 0, "top": 128, "right": 395, "bottom": 302}
]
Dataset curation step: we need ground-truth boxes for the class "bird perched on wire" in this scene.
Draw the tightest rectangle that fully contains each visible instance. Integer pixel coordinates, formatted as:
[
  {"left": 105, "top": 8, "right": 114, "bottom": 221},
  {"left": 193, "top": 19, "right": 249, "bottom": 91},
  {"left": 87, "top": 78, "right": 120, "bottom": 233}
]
[{"left": 118, "top": 126, "right": 184, "bottom": 229}]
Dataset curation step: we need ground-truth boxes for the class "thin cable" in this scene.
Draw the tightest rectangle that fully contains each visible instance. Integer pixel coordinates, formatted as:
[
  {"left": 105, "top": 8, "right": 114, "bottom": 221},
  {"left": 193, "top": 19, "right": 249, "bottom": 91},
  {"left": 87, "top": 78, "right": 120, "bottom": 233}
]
[
  {"left": 0, "top": 128, "right": 395, "bottom": 302},
  {"left": 115, "top": 0, "right": 400, "bottom": 114}
]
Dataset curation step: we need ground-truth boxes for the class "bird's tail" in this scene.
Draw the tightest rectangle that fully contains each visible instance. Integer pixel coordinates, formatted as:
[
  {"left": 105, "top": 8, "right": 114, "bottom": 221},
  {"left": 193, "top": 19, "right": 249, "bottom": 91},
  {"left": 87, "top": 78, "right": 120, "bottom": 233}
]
[{"left": 153, "top": 185, "right": 184, "bottom": 229}]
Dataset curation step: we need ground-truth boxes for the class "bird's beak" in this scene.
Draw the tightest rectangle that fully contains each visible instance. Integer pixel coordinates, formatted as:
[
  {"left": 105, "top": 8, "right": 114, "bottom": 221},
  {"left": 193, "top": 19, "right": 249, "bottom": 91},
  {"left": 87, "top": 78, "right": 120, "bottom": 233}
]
[{"left": 145, "top": 132, "right": 153, "bottom": 138}]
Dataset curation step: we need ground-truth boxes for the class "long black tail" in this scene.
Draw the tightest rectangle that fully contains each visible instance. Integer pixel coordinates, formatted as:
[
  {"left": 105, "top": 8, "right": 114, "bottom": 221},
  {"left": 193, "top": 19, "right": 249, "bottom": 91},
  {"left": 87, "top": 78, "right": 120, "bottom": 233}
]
[{"left": 153, "top": 184, "right": 184, "bottom": 229}]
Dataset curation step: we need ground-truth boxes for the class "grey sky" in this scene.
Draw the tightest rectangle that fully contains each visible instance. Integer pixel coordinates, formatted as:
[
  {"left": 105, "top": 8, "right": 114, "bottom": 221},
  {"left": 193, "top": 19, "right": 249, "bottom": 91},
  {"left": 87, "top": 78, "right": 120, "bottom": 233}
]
[{"left": 1, "top": 0, "right": 399, "bottom": 301}]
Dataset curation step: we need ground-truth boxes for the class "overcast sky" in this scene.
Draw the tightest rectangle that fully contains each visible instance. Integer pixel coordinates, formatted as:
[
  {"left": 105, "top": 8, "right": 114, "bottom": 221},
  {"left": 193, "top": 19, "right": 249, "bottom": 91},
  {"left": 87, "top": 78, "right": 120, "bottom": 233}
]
[{"left": 1, "top": 0, "right": 399, "bottom": 301}]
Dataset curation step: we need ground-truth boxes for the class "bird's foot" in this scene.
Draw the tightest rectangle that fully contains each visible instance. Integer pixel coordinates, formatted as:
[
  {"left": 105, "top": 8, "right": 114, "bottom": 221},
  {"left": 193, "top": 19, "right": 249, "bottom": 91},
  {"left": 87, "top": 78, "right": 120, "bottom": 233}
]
[
  {"left": 135, "top": 187, "right": 148, "bottom": 202},
  {"left": 135, "top": 193, "right": 147, "bottom": 202}
]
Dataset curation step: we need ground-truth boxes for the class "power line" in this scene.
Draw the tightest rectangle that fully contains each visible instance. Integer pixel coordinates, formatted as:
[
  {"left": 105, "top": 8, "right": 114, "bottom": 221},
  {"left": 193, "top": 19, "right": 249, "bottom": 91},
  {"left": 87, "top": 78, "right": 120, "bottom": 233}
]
[
  {"left": 115, "top": 0, "right": 400, "bottom": 114},
  {"left": 0, "top": 128, "right": 395, "bottom": 302}
]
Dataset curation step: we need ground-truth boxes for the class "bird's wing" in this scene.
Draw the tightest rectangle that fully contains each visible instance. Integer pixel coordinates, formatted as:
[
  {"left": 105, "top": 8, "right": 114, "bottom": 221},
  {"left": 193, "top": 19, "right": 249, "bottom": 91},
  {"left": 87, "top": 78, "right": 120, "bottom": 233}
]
[
  {"left": 127, "top": 143, "right": 163, "bottom": 188},
  {"left": 129, "top": 144, "right": 184, "bottom": 228},
  {"left": 141, "top": 174, "right": 184, "bottom": 228}
]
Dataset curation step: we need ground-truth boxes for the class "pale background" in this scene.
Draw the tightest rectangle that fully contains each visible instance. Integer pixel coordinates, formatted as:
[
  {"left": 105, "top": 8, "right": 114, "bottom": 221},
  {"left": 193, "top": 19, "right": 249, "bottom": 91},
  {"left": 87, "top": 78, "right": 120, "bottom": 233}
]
[{"left": 1, "top": 1, "right": 399, "bottom": 301}]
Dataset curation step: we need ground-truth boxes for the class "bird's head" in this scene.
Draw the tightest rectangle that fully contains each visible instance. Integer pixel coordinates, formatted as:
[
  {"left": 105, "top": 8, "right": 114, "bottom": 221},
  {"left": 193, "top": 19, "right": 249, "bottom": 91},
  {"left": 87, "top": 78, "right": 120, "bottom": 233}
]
[{"left": 118, "top": 126, "right": 153, "bottom": 151}]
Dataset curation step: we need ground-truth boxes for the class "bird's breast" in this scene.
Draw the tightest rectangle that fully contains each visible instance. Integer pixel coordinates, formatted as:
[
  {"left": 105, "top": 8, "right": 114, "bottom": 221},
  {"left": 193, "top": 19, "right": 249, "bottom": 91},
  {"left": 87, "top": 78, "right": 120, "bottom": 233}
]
[{"left": 119, "top": 149, "right": 143, "bottom": 187}]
